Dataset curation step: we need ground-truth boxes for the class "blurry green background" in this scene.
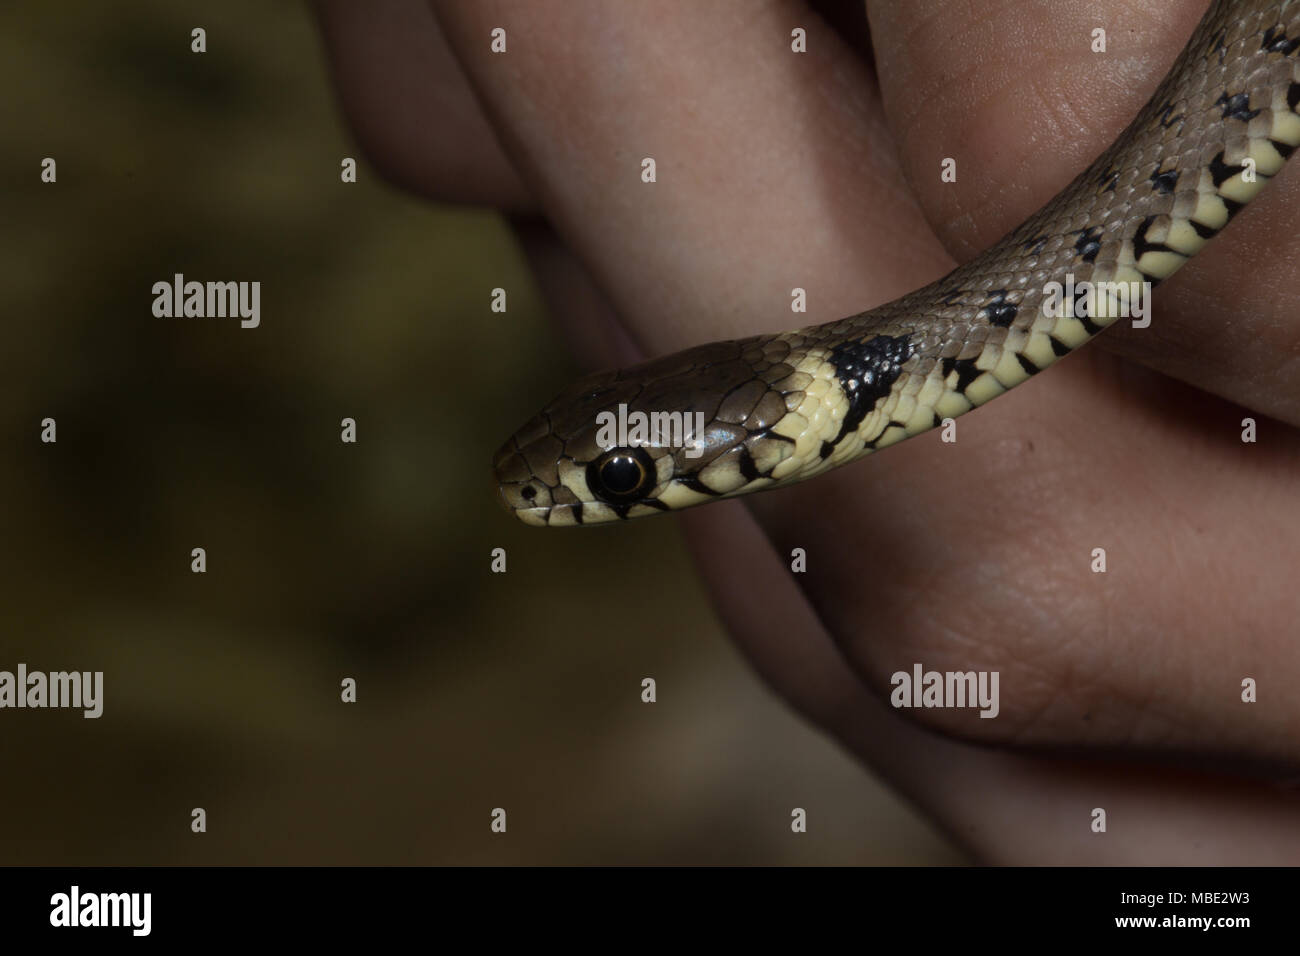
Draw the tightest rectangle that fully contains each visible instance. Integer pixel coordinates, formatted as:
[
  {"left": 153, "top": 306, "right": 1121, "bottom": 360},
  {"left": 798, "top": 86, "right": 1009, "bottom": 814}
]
[{"left": 0, "top": 2, "right": 961, "bottom": 864}]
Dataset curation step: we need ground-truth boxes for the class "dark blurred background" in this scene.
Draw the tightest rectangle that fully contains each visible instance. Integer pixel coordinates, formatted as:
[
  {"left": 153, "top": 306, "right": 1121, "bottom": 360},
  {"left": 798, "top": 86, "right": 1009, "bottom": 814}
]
[{"left": 0, "top": 2, "right": 962, "bottom": 864}]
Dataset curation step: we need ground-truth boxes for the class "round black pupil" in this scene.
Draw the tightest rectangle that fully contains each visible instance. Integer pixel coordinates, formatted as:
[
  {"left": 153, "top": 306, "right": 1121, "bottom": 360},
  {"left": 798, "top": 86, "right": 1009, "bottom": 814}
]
[{"left": 600, "top": 456, "right": 642, "bottom": 494}]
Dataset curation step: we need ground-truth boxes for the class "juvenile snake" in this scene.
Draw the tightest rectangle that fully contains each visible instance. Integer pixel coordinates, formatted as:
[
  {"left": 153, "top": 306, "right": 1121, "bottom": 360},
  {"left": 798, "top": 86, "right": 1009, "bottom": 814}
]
[{"left": 494, "top": 0, "right": 1300, "bottom": 527}]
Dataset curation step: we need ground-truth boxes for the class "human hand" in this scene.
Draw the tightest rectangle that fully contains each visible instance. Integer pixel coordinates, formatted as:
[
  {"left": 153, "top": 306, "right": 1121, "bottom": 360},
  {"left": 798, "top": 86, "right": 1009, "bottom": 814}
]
[{"left": 315, "top": 0, "right": 1300, "bottom": 862}]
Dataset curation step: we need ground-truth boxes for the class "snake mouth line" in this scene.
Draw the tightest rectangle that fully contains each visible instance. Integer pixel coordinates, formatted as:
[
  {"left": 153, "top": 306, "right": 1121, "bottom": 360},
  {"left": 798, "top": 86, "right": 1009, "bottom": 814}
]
[
  {"left": 492, "top": 437, "right": 578, "bottom": 526},
  {"left": 505, "top": 504, "right": 557, "bottom": 528}
]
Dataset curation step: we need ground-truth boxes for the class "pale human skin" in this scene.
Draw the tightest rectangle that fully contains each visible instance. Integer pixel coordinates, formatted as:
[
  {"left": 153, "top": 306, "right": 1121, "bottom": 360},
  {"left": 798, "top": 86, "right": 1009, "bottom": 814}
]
[{"left": 315, "top": 0, "right": 1300, "bottom": 862}]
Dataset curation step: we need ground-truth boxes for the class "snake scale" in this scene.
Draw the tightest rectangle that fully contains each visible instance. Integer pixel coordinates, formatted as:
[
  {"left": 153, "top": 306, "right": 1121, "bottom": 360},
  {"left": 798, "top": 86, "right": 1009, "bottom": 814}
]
[{"left": 494, "top": 0, "right": 1300, "bottom": 527}]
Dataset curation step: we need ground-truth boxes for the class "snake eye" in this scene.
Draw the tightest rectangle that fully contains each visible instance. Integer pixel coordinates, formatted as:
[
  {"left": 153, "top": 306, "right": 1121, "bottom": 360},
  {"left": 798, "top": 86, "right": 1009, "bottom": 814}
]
[{"left": 588, "top": 447, "right": 656, "bottom": 503}]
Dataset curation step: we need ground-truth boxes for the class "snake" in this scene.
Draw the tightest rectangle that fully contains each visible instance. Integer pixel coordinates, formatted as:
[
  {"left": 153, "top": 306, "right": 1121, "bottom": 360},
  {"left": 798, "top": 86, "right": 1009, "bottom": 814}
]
[{"left": 494, "top": 0, "right": 1300, "bottom": 527}]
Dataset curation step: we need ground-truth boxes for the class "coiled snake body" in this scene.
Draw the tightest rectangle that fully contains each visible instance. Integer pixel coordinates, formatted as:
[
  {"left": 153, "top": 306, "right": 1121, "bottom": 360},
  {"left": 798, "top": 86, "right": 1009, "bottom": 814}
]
[{"left": 495, "top": 0, "right": 1300, "bottom": 527}]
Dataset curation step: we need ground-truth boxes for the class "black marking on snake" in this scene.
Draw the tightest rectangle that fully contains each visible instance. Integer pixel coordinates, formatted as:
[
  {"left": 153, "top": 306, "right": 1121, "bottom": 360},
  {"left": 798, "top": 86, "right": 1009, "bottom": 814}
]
[
  {"left": 738, "top": 446, "right": 761, "bottom": 482},
  {"left": 676, "top": 474, "right": 724, "bottom": 496},
  {"left": 1289, "top": 82, "right": 1300, "bottom": 112},
  {"left": 1022, "top": 234, "right": 1049, "bottom": 255},
  {"left": 863, "top": 421, "right": 906, "bottom": 451},
  {"left": 1205, "top": 154, "right": 1249, "bottom": 216},
  {"left": 948, "top": 357, "right": 982, "bottom": 393},
  {"left": 1189, "top": 218, "right": 1218, "bottom": 240},
  {"left": 1132, "top": 215, "right": 1182, "bottom": 285},
  {"left": 1273, "top": 139, "right": 1296, "bottom": 159},
  {"left": 983, "top": 289, "right": 1018, "bottom": 328},
  {"left": 1133, "top": 215, "right": 1174, "bottom": 259},
  {"left": 1208, "top": 28, "right": 1227, "bottom": 64},
  {"left": 824, "top": 334, "right": 915, "bottom": 452},
  {"left": 1070, "top": 288, "right": 1104, "bottom": 336},
  {"left": 940, "top": 286, "right": 966, "bottom": 306},
  {"left": 1048, "top": 336, "right": 1070, "bottom": 358},
  {"left": 867, "top": 421, "right": 908, "bottom": 449},
  {"left": 609, "top": 498, "right": 668, "bottom": 520},
  {"left": 1073, "top": 226, "right": 1104, "bottom": 263},
  {"left": 748, "top": 423, "right": 797, "bottom": 446},
  {"left": 1262, "top": 25, "right": 1300, "bottom": 57},
  {"left": 571, "top": 502, "right": 584, "bottom": 525},
  {"left": 1149, "top": 164, "right": 1179, "bottom": 194},
  {"left": 1015, "top": 353, "right": 1041, "bottom": 376},
  {"left": 1097, "top": 165, "right": 1120, "bottom": 192},
  {"left": 1156, "top": 100, "right": 1184, "bottom": 130},
  {"left": 1216, "top": 91, "right": 1261, "bottom": 123}
]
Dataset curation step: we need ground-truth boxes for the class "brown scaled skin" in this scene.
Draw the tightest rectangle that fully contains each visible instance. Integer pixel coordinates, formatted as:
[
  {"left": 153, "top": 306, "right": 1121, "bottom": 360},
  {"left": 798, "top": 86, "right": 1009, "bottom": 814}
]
[{"left": 495, "top": 336, "right": 799, "bottom": 526}]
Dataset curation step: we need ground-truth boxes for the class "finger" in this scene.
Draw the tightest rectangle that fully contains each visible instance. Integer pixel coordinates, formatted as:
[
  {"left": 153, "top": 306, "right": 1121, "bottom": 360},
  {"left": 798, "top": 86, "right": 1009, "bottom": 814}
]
[
  {"left": 432, "top": 0, "right": 953, "bottom": 355},
  {"left": 867, "top": 0, "right": 1300, "bottom": 423},
  {"left": 313, "top": 0, "right": 535, "bottom": 210},
  {"left": 683, "top": 500, "right": 1300, "bottom": 863},
  {"left": 510, "top": 217, "right": 643, "bottom": 369}
]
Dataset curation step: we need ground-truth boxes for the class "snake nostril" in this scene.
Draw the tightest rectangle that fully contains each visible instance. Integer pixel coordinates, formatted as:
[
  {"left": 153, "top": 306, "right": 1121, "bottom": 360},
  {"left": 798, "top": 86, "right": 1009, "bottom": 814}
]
[{"left": 521, "top": 486, "right": 537, "bottom": 501}]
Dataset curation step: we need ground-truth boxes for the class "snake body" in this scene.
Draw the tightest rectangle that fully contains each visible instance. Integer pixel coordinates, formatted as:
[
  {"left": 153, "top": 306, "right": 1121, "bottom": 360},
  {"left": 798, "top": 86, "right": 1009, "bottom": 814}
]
[{"left": 495, "top": 0, "right": 1300, "bottom": 527}]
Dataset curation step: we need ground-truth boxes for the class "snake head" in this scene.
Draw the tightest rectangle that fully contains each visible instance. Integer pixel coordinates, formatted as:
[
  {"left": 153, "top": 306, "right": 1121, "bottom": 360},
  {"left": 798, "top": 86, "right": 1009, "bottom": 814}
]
[{"left": 493, "top": 337, "right": 806, "bottom": 526}]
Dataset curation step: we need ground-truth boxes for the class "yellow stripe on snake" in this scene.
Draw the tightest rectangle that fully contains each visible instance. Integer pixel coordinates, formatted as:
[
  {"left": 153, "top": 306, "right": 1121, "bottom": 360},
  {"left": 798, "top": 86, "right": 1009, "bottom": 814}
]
[{"left": 494, "top": 0, "right": 1300, "bottom": 527}]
